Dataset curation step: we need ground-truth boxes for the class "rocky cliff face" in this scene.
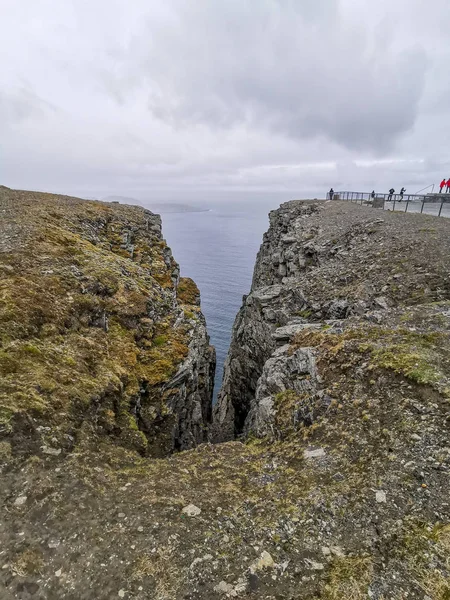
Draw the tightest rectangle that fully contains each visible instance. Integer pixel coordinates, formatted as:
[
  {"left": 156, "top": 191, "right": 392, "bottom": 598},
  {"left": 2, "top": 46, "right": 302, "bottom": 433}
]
[
  {"left": 214, "top": 200, "right": 450, "bottom": 440},
  {"left": 0, "top": 187, "right": 215, "bottom": 459}
]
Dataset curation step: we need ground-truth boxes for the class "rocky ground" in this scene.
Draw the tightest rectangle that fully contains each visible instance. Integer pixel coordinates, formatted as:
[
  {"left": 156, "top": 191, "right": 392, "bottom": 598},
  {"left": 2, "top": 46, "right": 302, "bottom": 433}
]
[{"left": 1, "top": 194, "right": 449, "bottom": 599}]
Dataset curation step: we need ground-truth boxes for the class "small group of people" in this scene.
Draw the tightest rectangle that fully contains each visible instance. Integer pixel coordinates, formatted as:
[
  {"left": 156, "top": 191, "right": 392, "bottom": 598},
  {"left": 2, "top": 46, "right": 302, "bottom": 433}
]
[
  {"left": 439, "top": 178, "right": 450, "bottom": 193},
  {"left": 387, "top": 187, "right": 406, "bottom": 201}
]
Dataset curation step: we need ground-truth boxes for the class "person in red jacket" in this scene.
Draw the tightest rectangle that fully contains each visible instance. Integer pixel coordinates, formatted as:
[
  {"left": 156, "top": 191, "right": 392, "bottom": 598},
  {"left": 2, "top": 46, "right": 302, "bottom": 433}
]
[
  {"left": 446, "top": 179, "right": 450, "bottom": 193},
  {"left": 440, "top": 178, "right": 446, "bottom": 192}
]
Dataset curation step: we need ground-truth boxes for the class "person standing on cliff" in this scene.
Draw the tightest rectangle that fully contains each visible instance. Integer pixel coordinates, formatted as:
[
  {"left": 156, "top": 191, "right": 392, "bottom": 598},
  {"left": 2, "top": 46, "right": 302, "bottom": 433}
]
[
  {"left": 388, "top": 188, "right": 395, "bottom": 201},
  {"left": 329, "top": 188, "right": 334, "bottom": 200},
  {"left": 446, "top": 179, "right": 450, "bottom": 193},
  {"left": 440, "top": 178, "right": 446, "bottom": 193},
  {"left": 399, "top": 187, "right": 406, "bottom": 201}
]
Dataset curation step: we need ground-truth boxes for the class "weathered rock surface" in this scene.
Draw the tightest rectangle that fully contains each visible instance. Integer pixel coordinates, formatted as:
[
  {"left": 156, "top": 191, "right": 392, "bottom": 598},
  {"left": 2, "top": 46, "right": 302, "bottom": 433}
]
[
  {"left": 214, "top": 200, "right": 450, "bottom": 440},
  {"left": 1, "top": 194, "right": 449, "bottom": 600},
  {"left": 0, "top": 187, "right": 215, "bottom": 458}
]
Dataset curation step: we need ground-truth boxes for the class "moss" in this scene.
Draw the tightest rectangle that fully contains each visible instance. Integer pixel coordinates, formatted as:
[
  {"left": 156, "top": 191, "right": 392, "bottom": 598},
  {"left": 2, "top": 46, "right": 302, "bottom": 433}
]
[
  {"left": 11, "top": 548, "right": 44, "bottom": 576},
  {"left": 291, "top": 324, "right": 448, "bottom": 392},
  {"left": 153, "top": 335, "right": 168, "bottom": 347},
  {"left": 322, "top": 556, "right": 373, "bottom": 600},
  {"left": 273, "top": 390, "right": 303, "bottom": 438},
  {"left": 295, "top": 308, "right": 312, "bottom": 319},
  {"left": 0, "top": 188, "right": 200, "bottom": 457},
  {"left": 371, "top": 345, "right": 441, "bottom": 385},
  {"left": 177, "top": 277, "right": 200, "bottom": 305},
  {"left": 0, "top": 441, "right": 12, "bottom": 461}
]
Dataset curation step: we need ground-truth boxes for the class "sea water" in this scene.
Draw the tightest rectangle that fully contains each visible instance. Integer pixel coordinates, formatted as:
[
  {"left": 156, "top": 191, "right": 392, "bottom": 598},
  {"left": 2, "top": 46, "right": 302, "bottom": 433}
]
[{"left": 161, "top": 196, "right": 290, "bottom": 399}]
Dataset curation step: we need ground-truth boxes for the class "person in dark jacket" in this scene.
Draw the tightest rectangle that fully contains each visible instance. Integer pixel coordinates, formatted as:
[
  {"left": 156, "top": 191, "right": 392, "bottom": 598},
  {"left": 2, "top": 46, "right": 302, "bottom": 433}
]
[
  {"left": 388, "top": 188, "right": 395, "bottom": 201},
  {"left": 329, "top": 188, "right": 334, "bottom": 200},
  {"left": 399, "top": 187, "right": 406, "bottom": 201}
]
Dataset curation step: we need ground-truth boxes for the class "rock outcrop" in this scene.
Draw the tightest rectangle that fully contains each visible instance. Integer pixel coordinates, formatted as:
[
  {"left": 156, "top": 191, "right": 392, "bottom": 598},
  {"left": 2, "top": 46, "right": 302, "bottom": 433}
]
[
  {"left": 214, "top": 200, "right": 450, "bottom": 440},
  {"left": 0, "top": 187, "right": 215, "bottom": 459}
]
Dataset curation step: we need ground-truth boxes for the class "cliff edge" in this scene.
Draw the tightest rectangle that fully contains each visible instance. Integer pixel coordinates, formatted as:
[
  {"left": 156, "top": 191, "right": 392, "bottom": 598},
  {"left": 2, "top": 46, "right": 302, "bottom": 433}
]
[{"left": 0, "top": 187, "right": 215, "bottom": 458}]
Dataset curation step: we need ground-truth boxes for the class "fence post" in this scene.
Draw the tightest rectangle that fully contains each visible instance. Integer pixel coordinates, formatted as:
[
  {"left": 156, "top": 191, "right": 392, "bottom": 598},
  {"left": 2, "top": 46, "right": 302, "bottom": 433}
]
[
  {"left": 438, "top": 200, "right": 444, "bottom": 217},
  {"left": 392, "top": 197, "right": 396, "bottom": 211},
  {"left": 405, "top": 200, "right": 409, "bottom": 213},
  {"left": 421, "top": 201, "right": 424, "bottom": 214}
]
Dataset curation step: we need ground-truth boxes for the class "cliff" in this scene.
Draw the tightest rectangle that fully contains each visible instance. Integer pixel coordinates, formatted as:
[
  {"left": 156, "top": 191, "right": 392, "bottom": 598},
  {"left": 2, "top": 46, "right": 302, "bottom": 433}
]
[
  {"left": 214, "top": 200, "right": 450, "bottom": 440},
  {"left": 0, "top": 186, "right": 215, "bottom": 458},
  {"left": 1, "top": 194, "right": 449, "bottom": 600}
]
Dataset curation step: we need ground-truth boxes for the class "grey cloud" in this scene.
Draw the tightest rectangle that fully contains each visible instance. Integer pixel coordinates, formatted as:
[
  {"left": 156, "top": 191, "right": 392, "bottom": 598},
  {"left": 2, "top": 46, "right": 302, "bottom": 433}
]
[
  {"left": 0, "top": 0, "right": 449, "bottom": 197},
  {"left": 0, "top": 87, "right": 58, "bottom": 128},
  {"left": 107, "top": 0, "right": 430, "bottom": 152}
]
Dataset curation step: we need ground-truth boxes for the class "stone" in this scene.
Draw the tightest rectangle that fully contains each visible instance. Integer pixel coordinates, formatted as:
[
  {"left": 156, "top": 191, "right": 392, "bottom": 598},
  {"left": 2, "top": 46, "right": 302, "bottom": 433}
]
[
  {"left": 307, "top": 560, "right": 324, "bottom": 570},
  {"left": 55, "top": 569, "right": 62, "bottom": 577},
  {"left": 41, "top": 446, "right": 62, "bottom": 456},
  {"left": 304, "top": 448, "right": 325, "bottom": 459},
  {"left": 118, "top": 590, "right": 126, "bottom": 598},
  {"left": 214, "top": 581, "right": 234, "bottom": 594},
  {"left": 14, "top": 496, "right": 27, "bottom": 506},
  {"left": 182, "top": 504, "right": 201, "bottom": 517},
  {"left": 376, "top": 490, "right": 387, "bottom": 503},
  {"left": 374, "top": 296, "right": 389, "bottom": 310},
  {"left": 250, "top": 551, "right": 275, "bottom": 573}
]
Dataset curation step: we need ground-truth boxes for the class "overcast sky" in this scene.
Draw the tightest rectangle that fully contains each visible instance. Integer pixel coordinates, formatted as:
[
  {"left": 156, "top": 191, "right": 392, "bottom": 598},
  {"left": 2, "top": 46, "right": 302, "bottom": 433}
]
[{"left": 1, "top": 0, "right": 450, "bottom": 202}]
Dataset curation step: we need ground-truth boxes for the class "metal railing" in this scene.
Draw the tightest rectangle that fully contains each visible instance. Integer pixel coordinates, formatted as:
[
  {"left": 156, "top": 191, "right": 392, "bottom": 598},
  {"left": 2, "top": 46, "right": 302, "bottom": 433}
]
[{"left": 331, "top": 191, "right": 450, "bottom": 218}]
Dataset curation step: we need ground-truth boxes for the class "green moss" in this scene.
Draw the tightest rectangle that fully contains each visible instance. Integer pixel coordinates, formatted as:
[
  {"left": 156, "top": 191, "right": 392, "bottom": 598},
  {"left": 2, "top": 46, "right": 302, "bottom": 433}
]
[
  {"left": 292, "top": 324, "right": 448, "bottom": 392},
  {"left": 0, "top": 189, "right": 198, "bottom": 457},
  {"left": 322, "top": 556, "right": 373, "bottom": 600},
  {"left": 153, "top": 335, "right": 168, "bottom": 347},
  {"left": 177, "top": 277, "right": 199, "bottom": 305},
  {"left": 295, "top": 308, "right": 312, "bottom": 319},
  {"left": 372, "top": 345, "right": 441, "bottom": 385}
]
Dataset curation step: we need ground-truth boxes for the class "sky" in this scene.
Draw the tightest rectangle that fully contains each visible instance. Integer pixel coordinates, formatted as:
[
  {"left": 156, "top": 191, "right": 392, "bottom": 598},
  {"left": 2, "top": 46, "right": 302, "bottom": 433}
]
[{"left": 1, "top": 0, "right": 450, "bottom": 202}]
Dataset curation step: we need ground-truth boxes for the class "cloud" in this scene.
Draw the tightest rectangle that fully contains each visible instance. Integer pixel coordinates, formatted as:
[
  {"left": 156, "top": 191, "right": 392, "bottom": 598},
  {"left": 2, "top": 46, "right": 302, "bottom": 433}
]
[{"left": 0, "top": 0, "right": 449, "bottom": 197}]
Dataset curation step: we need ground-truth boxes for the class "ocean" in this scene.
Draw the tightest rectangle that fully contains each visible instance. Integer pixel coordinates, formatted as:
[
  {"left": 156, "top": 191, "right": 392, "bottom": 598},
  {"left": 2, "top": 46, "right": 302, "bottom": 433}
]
[{"left": 161, "top": 196, "right": 290, "bottom": 398}]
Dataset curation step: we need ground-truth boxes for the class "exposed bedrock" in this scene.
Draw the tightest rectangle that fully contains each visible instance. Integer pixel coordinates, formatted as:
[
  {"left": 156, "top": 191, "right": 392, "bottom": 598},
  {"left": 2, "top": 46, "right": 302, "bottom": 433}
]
[{"left": 214, "top": 199, "right": 450, "bottom": 441}]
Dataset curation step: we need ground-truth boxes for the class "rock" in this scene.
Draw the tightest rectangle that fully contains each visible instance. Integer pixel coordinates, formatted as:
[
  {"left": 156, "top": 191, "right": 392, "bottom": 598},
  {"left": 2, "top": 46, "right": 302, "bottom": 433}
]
[
  {"left": 14, "top": 496, "right": 27, "bottom": 506},
  {"left": 304, "top": 448, "right": 325, "bottom": 459},
  {"left": 250, "top": 551, "right": 275, "bottom": 573},
  {"left": 214, "top": 581, "right": 234, "bottom": 595},
  {"left": 41, "top": 446, "right": 62, "bottom": 456},
  {"left": 307, "top": 560, "right": 324, "bottom": 570},
  {"left": 182, "top": 504, "right": 201, "bottom": 517},
  {"left": 55, "top": 569, "right": 62, "bottom": 577},
  {"left": 411, "top": 433, "right": 421, "bottom": 441},
  {"left": 272, "top": 322, "right": 322, "bottom": 342},
  {"left": 376, "top": 490, "right": 387, "bottom": 503},
  {"left": 118, "top": 590, "right": 126, "bottom": 598},
  {"left": 374, "top": 296, "right": 389, "bottom": 310}
]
